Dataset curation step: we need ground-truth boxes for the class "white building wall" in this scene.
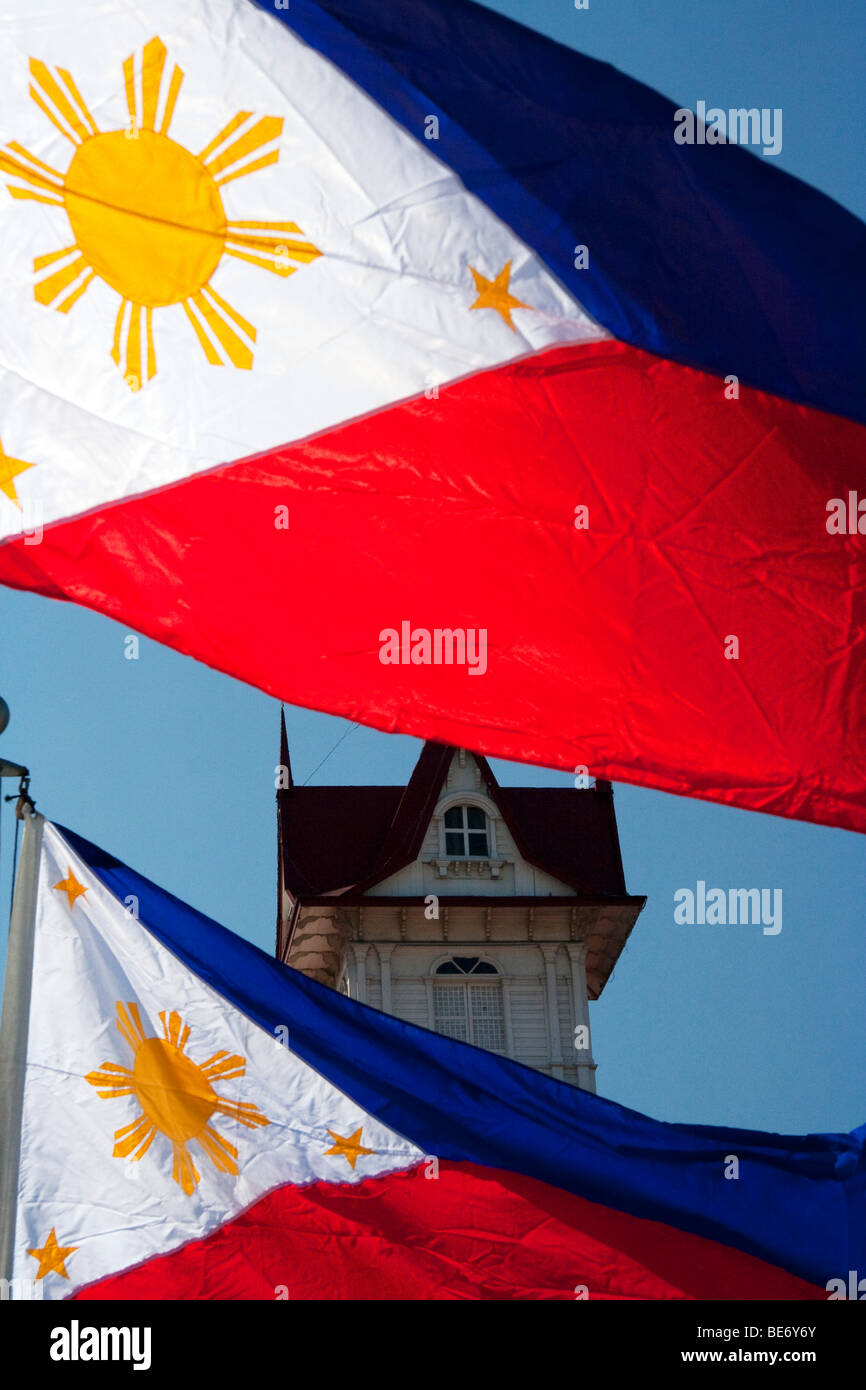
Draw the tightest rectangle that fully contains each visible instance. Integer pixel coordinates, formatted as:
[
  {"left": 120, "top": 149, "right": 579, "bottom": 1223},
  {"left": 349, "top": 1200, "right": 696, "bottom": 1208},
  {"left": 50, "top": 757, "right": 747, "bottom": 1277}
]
[
  {"left": 370, "top": 941, "right": 590, "bottom": 1088},
  {"left": 507, "top": 972, "right": 549, "bottom": 1068},
  {"left": 392, "top": 976, "right": 429, "bottom": 1030}
]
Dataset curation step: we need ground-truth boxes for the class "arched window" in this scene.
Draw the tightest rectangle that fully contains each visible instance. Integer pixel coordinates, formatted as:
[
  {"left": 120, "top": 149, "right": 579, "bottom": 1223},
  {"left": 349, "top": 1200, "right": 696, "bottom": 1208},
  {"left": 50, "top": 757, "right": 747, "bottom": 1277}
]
[
  {"left": 443, "top": 805, "right": 489, "bottom": 857},
  {"left": 432, "top": 956, "right": 505, "bottom": 1052}
]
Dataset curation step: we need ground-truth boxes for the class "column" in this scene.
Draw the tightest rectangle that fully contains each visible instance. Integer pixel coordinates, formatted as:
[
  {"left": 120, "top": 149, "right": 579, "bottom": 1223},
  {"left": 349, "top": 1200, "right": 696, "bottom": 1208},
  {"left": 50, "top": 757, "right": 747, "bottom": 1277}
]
[
  {"left": 378, "top": 943, "right": 395, "bottom": 1015},
  {"left": 501, "top": 976, "right": 516, "bottom": 1060},
  {"left": 540, "top": 945, "right": 564, "bottom": 1081},
  {"left": 424, "top": 976, "right": 435, "bottom": 1031},
  {"left": 347, "top": 943, "right": 367, "bottom": 1004},
  {"left": 566, "top": 942, "right": 597, "bottom": 1093}
]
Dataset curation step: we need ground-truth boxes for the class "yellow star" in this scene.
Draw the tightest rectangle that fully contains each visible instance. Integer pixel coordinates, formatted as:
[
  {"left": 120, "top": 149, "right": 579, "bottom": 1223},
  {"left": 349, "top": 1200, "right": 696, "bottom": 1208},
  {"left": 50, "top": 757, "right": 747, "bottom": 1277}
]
[
  {"left": 27, "top": 1228, "right": 78, "bottom": 1281},
  {"left": 0, "top": 440, "right": 34, "bottom": 508},
  {"left": 324, "top": 1126, "right": 376, "bottom": 1170},
  {"left": 53, "top": 868, "right": 87, "bottom": 910},
  {"left": 468, "top": 259, "right": 529, "bottom": 331}
]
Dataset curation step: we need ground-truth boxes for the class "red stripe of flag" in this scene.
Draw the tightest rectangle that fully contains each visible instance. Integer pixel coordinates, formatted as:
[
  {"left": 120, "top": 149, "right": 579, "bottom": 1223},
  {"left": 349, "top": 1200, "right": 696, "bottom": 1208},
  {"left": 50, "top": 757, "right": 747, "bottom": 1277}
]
[
  {"left": 70, "top": 1161, "right": 825, "bottom": 1301},
  {"left": 2, "top": 340, "right": 864, "bottom": 829}
]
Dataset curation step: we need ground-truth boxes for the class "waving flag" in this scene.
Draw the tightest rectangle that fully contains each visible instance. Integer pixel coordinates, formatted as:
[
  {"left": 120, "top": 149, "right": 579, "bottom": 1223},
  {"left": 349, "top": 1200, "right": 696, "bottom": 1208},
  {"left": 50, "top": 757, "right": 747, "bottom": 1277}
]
[
  {"left": 0, "top": 0, "right": 864, "bottom": 831},
  {"left": 0, "top": 816, "right": 862, "bottom": 1300}
]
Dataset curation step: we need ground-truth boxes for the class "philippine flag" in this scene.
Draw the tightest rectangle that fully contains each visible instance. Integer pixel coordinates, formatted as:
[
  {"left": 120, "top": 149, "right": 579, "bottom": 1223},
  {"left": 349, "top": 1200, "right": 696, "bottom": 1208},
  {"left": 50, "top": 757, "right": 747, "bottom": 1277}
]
[
  {"left": 1, "top": 816, "right": 862, "bottom": 1301},
  {"left": 0, "top": 2, "right": 864, "bottom": 835}
]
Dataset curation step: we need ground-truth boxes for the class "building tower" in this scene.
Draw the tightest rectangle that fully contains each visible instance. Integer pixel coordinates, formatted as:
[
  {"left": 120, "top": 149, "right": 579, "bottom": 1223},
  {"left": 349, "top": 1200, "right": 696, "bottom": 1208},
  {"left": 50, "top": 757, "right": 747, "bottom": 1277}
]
[{"left": 276, "top": 720, "right": 645, "bottom": 1090}]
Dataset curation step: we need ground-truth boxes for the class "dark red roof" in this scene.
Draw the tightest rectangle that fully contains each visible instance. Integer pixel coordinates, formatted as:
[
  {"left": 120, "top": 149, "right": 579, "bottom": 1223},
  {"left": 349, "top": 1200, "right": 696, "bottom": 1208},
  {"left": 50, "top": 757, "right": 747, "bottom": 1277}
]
[{"left": 277, "top": 728, "right": 632, "bottom": 900}]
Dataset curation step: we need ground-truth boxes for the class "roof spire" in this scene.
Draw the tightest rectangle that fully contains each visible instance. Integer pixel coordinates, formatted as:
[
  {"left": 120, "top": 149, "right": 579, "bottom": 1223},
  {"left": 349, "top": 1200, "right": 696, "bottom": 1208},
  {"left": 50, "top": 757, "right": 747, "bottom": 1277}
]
[{"left": 279, "top": 704, "right": 293, "bottom": 790}]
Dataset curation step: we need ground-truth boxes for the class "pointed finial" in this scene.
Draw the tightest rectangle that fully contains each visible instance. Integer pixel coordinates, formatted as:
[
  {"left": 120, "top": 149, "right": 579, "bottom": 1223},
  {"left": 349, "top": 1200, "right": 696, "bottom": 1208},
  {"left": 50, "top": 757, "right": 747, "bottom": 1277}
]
[{"left": 279, "top": 704, "right": 293, "bottom": 790}]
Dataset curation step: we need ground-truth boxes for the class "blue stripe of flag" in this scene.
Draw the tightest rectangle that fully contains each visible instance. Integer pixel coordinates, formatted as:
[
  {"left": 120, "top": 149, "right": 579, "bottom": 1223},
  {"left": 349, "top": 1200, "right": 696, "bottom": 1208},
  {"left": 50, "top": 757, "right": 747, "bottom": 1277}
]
[{"left": 256, "top": 0, "right": 866, "bottom": 425}]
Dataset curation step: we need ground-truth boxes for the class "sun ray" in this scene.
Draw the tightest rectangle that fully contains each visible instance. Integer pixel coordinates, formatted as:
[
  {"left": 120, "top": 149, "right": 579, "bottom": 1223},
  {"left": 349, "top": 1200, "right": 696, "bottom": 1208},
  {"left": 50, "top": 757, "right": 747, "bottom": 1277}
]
[
  {"left": 0, "top": 146, "right": 65, "bottom": 204},
  {"left": 196, "top": 287, "right": 254, "bottom": 367},
  {"left": 160, "top": 1009, "right": 191, "bottom": 1052},
  {"left": 111, "top": 304, "right": 157, "bottom": 388},
  {"left": 140, "top": 37, "right": 166, "bottom": 132},
  {"left": 5, "top": 142, "right": 64, "bottom": 180},
  {"left": 122, "top": 53, "right": 136, "bottom": 129},
  {"left": 187, "top": 289, "right": 254, "bottom": 369},
  {"left": 56, "top": 68, "right": 99, "bottom": 136},
  {"left": 227, "top": 218, "right": 303, "bottom": 229},
  {"left": 198, "top": 1124, "right": 238, "bottom": 1174},
  {"left": 145, "top": 307, "right": 156, "bottom": 380},
  {"left": 201, "top": 1051, "right": 247, "bottom": 1082},
  {"left": 215, "top": 149, "right": 280, "bottom": 189},
  {"left": 226, "top": 225, "right": 320, "bottom": 259},
  {"left": 83, "top": 1062, "right": 136, "bottom": 1099},
  {"left": 28, "top": 83, "right": 77, "bottom": 145},
  {"left": 125, "top": 303, "right": 142, "bottom": 385},
  {"left": 203, "top": 115, "right": 283, "bottom": 181},
  {"left": 159, "top": 65, "right": 184, "bottom": 136},
  {"left": 197, "top": 111, "right": 253, "bottom": 164},
  {"left": 33, "top": 244, "right": 78, "bottom": 272},
  {"left": 226, "top": 220, "right": 321, "bottom": 276},
  {"left": 29, "top": 58, "right": 90, "bottom": 144},
  {"left": 223, "top": 246, "right": 291, "bottom": 276},
  {"left": 215, "top": 1097, "right": 271, "bottom": 1130},
  {"left": 7, "top": 186, "right": 66, "bottom": 207},
  {"left": 110, "top": 300, "right": 127, "bottom": 368},
  {"left": 34, "top": 253, "right": 91, "bottom": 308},
  {"left": 203, "top": 283, "right": 256, "bottom": 343},
  {"left": 113, "top": 1114, "right": 157, "bottom": 1160},
  {"left": 33, "top": 246, "right": 97, "bottom": 314},
  {"left": 182, "top": 299, "right": 223, "bottom": 366},
  {"left": 224, "top": 219, "right": 321, "bottom": 278},
  {"left": 115, "top": 1000, "right": 148, "bottom": 1054},
  {"left": 230, "top": 234, "right": 317, "bottom": 262},
  {"left": 57, "top": 269, "right": 95, "bottom": 313},
  {"left": 172, "top": 1141, "right": 200, "bottom": 1197}
]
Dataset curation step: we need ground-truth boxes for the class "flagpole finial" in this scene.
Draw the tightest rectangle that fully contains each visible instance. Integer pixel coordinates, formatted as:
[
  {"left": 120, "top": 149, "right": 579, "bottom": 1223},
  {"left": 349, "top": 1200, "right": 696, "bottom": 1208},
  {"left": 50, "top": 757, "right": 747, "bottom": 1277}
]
[{"left": 0, "top": 696, "right": 33, "bottom": 814}]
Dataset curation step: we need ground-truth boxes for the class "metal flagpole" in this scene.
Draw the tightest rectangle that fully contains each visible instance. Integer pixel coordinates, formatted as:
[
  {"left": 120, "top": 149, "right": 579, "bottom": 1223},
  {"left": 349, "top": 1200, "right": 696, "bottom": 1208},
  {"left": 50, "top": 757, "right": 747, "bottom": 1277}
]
[{"left": 0, "top": 806, "right": 43, "bottom": 1284}]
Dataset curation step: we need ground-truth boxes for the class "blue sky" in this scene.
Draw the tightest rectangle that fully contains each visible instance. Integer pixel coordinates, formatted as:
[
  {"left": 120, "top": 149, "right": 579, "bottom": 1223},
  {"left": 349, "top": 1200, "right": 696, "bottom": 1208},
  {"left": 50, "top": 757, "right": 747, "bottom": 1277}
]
[{"left": 1, "top": 0, "right": 863, "bottom": 1137}]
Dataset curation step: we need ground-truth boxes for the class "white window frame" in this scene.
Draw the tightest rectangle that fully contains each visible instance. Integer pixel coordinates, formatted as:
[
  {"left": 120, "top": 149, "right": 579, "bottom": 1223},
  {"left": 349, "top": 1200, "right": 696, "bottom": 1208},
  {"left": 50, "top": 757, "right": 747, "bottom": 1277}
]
[
  {"left": 442, "top": 804, "right": 491, "bottom": 859},
  {"left": 432, "top": 792, "right": 501, "bottom": 866},
  {"left": 429, "top": 955, "right": 507, "bottom": 1054}
]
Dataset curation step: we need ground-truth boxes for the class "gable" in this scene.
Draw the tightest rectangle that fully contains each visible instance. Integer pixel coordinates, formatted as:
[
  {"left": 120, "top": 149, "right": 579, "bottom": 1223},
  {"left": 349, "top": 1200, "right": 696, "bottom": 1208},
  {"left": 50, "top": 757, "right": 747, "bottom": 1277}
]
[
  {"left": 278, "top": 740, "right": 630, "bottom": 900},
  {"left": 365, "top": 750, "right": 577, "bottom": 897}
]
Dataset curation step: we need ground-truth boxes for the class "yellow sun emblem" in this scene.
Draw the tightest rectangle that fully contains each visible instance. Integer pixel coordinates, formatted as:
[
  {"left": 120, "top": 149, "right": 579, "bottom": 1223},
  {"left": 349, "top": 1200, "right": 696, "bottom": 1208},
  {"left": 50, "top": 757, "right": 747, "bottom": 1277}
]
[
  {"left": 0, "top": 36, "right": 321, "bottom": 389},
  {"left": 86, "top": 1001, "right": 270, "bottom": 1196}
]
